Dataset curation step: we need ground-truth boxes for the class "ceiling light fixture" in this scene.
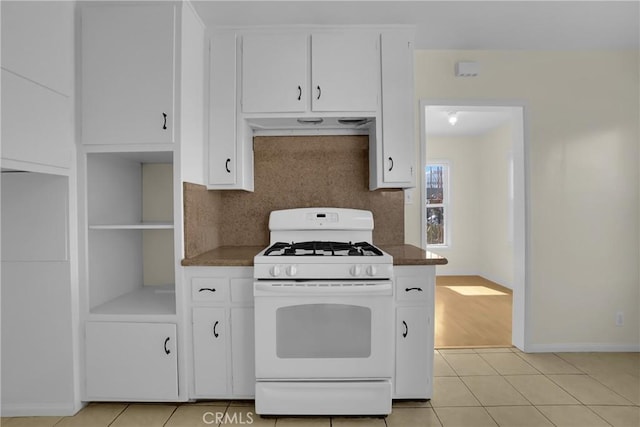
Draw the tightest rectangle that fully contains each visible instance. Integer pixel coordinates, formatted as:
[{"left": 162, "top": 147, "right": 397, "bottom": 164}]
[{"left": 448, "top": 112, "right": 458, "bottom": 126}]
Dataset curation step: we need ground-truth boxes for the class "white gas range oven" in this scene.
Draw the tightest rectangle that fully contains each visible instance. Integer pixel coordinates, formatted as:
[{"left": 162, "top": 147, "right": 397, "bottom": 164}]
[{"left": 253, "top": 208, "right": 394, "bottom": 416}]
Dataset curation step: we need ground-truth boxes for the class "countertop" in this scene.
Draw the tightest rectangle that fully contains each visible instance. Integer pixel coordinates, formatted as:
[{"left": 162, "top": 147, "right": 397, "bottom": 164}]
[{"left": 181, "top": 244, "right": 447, "bottom": 266}]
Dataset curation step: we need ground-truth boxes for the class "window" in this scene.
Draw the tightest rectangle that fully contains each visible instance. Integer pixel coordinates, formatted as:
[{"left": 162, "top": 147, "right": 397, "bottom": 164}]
[{"left": 426, "top": 163, "right": 449, "bottom": 246}]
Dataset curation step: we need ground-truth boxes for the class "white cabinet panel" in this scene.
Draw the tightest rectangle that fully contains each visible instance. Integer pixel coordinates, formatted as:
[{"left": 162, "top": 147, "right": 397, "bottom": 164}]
[
  {"left": 311, "top": 33, "right": 379, "bottom": 112},
  {"left": 85, "top": 322, "right": 178, "bottom": 400},
  {"left": 231, "top": 307, "right": 255, "bottom": 396},
  {"left": 1, "top": 172, "right": 68, "bottom": 261},
  {"left": 1, "top": 70, "right": 72, "bottom": 170},
  {"left": 192, "top": 307, "right": 228, "bottom": 396},
  {"left": 379, "top": 31, "right": 415, "bottom": 186},
  {"left": 242, "top": 34, "right": 308, "bottom": 113},
  {"left": 81, "top": 4, "right": 175, "bottom": 145},
  {"left": 1, "top": 1, "right": 74, "bottom": 96},
  {"left": 395, "top": 306, "right": 430, "bottom": 398},
  {"left": 1, "top": 262, "right": 74, "bottom": 409}
]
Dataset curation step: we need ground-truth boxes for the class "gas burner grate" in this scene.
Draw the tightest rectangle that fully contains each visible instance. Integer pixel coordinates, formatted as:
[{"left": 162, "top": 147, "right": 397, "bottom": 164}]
[{"left": 264, "top": 241, "right": 383, "bottom": 257}]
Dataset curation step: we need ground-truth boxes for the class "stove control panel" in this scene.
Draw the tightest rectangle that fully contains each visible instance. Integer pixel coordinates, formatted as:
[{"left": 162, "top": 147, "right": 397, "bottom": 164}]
[{"left": 256, "top": 262, "right": 393, "bottom": 280}]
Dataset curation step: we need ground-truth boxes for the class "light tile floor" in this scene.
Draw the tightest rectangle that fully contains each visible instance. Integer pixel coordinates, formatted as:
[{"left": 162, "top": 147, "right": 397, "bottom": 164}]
[{"left": 2, "top": 348, "right": 638, "bottom": 427}]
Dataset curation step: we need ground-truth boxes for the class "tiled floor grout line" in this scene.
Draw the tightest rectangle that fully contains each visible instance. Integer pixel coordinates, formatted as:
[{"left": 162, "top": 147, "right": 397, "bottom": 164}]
[{"left": 162, "top": 404, "right": 179, "bottom": 427}]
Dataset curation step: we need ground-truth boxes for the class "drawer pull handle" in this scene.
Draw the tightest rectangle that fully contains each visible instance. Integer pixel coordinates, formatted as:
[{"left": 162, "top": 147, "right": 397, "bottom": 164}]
[
  {"left": 198, "top": 288, "right": 216, "bottom": 293},
  {"left": 213, "top": 321, "right": 220, "bottom": 338},
  {"left": 164, "top": 337, "right": 171, "bottom": 354},
  {"left": 402, "top": 321, "right": 408, "bottom": 338},
  {"left": 162, "top": 112, "right": 167, "bottom": 130},
  {"left": 405, "top": 287, "right": 423, "bottom": 292}
]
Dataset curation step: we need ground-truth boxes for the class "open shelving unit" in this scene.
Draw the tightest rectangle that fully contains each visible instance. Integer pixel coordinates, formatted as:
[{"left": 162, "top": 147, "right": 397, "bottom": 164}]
[{"left": 86, "top": 151, "right": 176, "bottom": 318}]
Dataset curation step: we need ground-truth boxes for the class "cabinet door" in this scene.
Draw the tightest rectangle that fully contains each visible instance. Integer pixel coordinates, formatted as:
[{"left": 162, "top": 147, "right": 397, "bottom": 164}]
[
  {"left": 81, "top": 4, "right": 175, "bottom": 145},
  {"left": 395, "top": 307, "right": 431, "bottom": 398},
  {"left": 380, "top": 32, "right": 415, "bottom": 185},
  {"left": 231, "top": 307, "right": 255, "bottom": 396},
  {"left": 192, "top": 307, "right": 228, "bottom": 396},
  {"left": 85, "top": 322, "right": 178, "bottom": 400},
  {"left": 209, "top": 33, "right": 238, "bottom": 185},
  {"left": 242, "top": 34, "right": 308, "bottom": 113},
  {"left": 311, "top": 33, "right": 379, "bottom": 112}
]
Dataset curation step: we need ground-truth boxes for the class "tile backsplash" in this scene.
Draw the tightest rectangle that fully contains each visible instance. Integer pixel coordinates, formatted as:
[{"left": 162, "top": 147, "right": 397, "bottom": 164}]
[{"left": 184, "top": 135, "right": 404, "bottom": 257}]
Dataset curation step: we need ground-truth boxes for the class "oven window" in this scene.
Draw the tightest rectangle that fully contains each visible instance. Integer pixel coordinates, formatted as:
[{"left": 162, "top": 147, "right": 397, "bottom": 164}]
[{"left": 276, "top": 304, "right": 371, "bottom": 358}]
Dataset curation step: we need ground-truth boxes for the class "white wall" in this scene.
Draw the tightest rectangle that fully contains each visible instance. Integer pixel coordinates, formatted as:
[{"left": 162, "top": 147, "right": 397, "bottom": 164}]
[
  {"left": 426, "top": 135, "right": 482, "bottom": 275},
  {"left": 426, "top": 123, "right": 514, "bottom": 289},
  {"left": 478, "top": 123, "right": 514, "bottom": 288},
  {"left": 408, "top": 50, "right": 640, "bottom": 351}
]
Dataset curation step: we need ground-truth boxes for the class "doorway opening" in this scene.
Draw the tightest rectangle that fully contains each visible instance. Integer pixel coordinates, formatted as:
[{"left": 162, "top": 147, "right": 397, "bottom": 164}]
[{"left": 420, "top": 103, "right": 526, "bottom": 350}]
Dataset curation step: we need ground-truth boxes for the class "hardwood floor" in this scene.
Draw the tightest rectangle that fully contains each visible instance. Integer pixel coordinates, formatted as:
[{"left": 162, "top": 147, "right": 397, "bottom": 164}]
[{"left": 435, "top": 275, "right": 512, "bottom": 348}]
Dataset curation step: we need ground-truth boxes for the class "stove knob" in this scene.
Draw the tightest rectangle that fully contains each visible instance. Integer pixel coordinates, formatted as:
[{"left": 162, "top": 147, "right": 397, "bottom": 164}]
[
  {"left": 366, "top": 265, "right": 377, "bottom": 276},
  {"left": 269, "top": 265, "right": 281, "bottom": 277},
  {"left": 350, "top": 265, "right": 362, "bottom": 277},
  {"left": 286, "top": 265, "right": 298, "bottom": 277}
]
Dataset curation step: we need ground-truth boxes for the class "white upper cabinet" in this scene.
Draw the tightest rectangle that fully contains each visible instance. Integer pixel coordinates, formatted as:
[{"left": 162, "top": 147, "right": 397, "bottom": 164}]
[
  {"left": 241, "top": 31, "right": 379, "bottom": 114},
  {"left": 242, "top": 34, "right": 308, "bottom": 113},
  {"left": 371, "top": 30, "right": 416, "bottom": 189},
  {"left": 311, "top": 33, "right": 379, "bottom": 112},
  {"left": 81, "top": 4, "right": 176, "bottom": 145},
  {"left": 209, "top": 33, "right": 254, "bottom": 190}
]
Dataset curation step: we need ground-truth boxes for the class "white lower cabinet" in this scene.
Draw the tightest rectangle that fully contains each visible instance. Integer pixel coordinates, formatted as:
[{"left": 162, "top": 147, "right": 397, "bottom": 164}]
[
  {"left": 395, "top": 306, "right": 430, "bottom": 397},
  {"left": 85, "top": 322, "right": 178, "bottom": 401},
  {"left": 187, "top": 267, "right": 255, "bottom": 399},
  {"left": 192, "top": 307, "right": 228, "bottom": 396},
  {"left": 231, "top": 307, "right": 255, "bottom": 396},
  {"left": 393, "top": 266, "right": 435, "bottom": 399}
]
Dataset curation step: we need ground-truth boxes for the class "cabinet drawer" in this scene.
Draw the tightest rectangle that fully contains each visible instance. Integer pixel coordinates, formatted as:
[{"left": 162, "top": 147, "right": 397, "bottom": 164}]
[
  {"left": 395, "top": 276, "right": 430, "bottom": 302},
  {"left": 230, "top": 278, "right": 254, "bottom": 303},
  {"left": 191, "top": 277, "right": 229, "bottom": 302}
]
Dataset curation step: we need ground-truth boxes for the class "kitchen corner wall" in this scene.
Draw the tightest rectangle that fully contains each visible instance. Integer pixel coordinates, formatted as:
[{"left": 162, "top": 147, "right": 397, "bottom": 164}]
[{"left": 184, "top": 135, "right": 404, "bottom": 257}]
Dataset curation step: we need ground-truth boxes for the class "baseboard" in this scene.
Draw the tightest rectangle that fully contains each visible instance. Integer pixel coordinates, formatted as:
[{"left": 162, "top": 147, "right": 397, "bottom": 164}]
[
  {"left": 524, "top": 342, "right": 640, "bottom": 353},
  {"left": 1, "top": 401, "right": 85, "bottom": 417}
]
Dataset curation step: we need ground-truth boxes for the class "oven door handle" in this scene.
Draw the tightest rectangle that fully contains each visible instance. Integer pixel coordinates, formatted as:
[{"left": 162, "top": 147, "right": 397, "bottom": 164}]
[{"left": 254, "top": 282, "right": 392, "bottom": 296}]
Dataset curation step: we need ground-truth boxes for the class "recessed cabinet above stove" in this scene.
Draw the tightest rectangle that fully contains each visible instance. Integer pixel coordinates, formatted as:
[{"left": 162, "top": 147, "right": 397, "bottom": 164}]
[{"left": 207, "top": 27, "right": 416, "bottom": 191}]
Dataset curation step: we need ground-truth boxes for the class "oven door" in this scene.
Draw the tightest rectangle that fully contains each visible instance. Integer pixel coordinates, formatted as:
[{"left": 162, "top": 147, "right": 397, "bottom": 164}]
[{"left": 254, "top": 280, "right": 394, "bottom": 380}]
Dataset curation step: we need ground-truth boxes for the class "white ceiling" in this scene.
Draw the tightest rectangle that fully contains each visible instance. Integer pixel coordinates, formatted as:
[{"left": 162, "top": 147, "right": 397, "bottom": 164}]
[{"left": 191, "top": 0, "right": 640, "bottom": 50}]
